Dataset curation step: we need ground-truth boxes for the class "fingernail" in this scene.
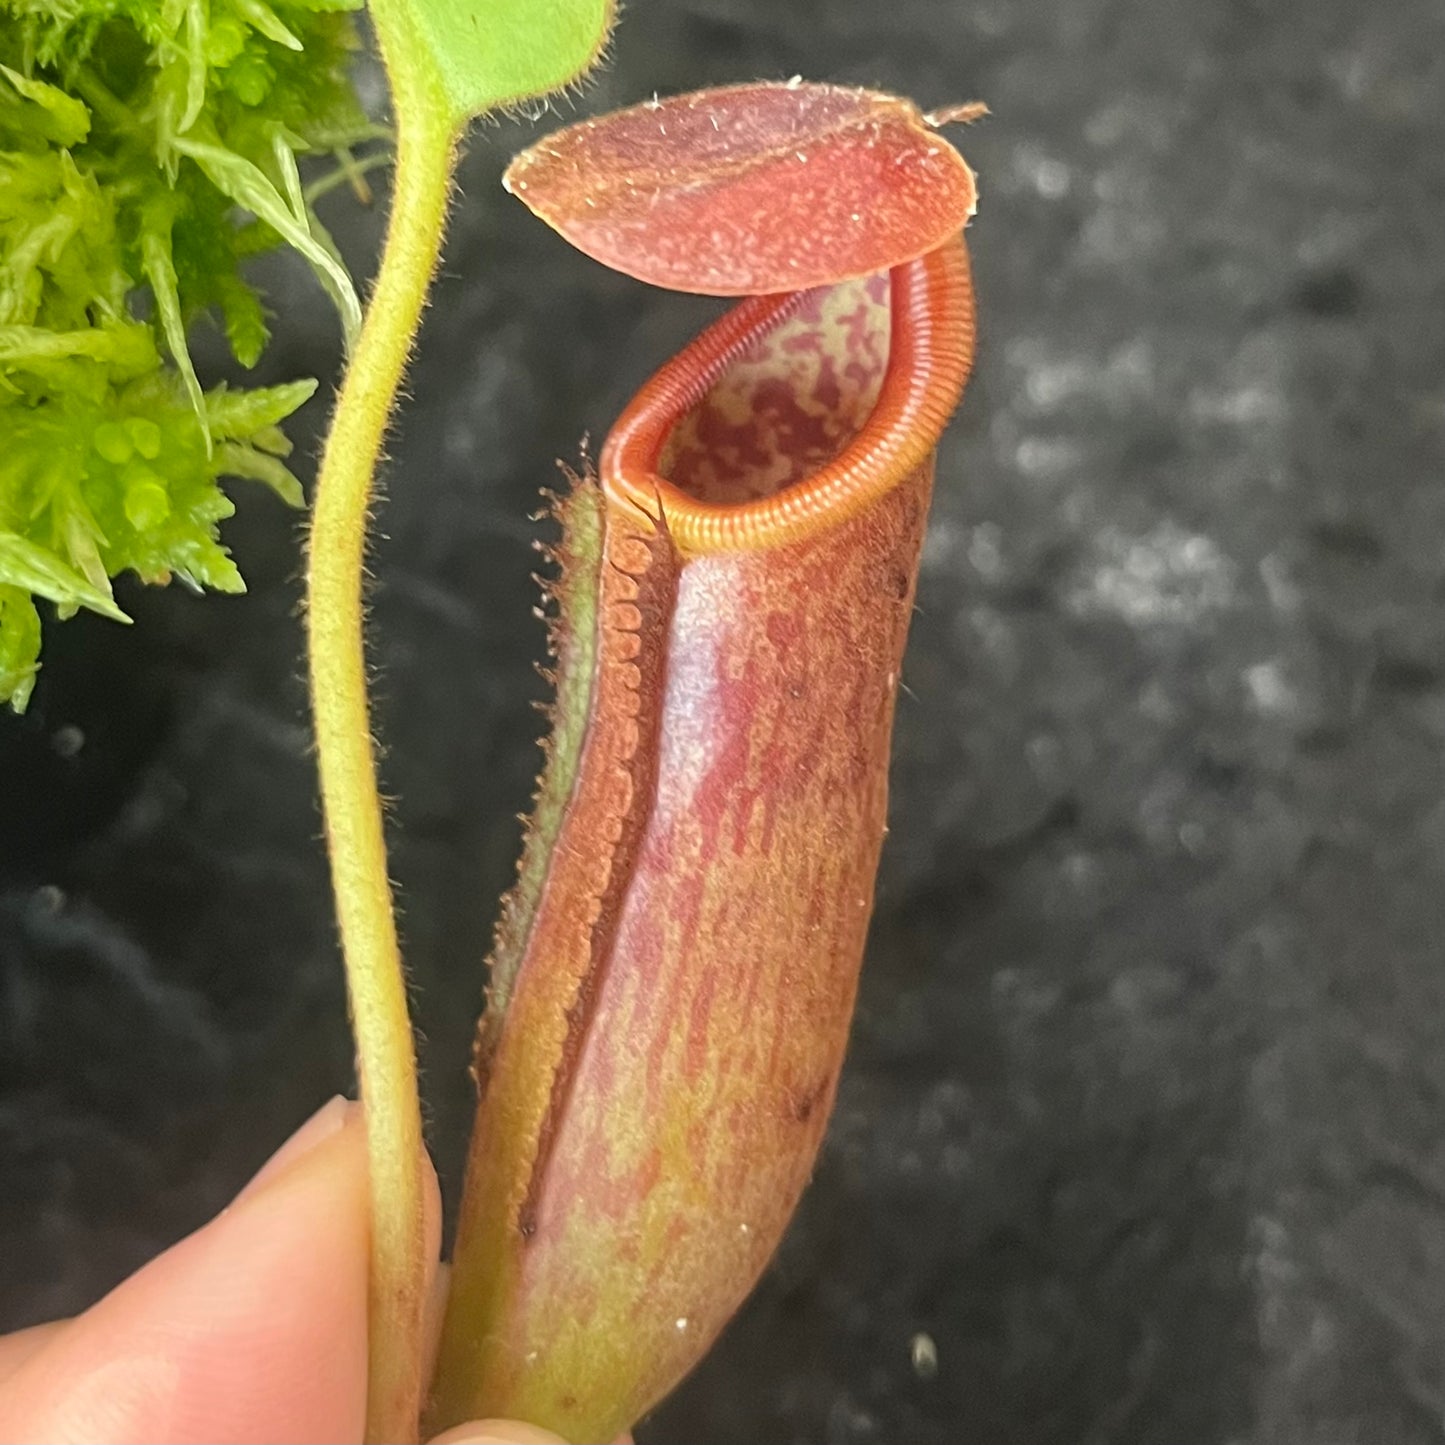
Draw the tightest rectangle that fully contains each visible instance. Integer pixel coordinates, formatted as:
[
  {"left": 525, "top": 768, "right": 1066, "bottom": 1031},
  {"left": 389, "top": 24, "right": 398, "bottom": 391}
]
[
  {"left": 240, "top": 1096, "right": 354, "bottom": 1199},
  {"left": 427, "top": 1422, "right": 567, "bottom": 1444}
]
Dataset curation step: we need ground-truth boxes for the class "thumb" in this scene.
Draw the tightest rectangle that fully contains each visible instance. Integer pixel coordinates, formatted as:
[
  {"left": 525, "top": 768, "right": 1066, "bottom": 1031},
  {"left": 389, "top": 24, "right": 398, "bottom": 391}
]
[{"left": 0, "top": 1097, "right": 371, "bottom": 1444}]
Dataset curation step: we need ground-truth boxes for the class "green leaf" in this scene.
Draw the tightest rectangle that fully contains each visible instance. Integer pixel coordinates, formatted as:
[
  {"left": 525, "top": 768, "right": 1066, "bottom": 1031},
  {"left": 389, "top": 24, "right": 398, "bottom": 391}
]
[
  {"left": 0, "top": 322, "right": 156, "bottom": 372},
  {"left": 205, "top": 376, "right": 317, "bottom": 437},
  {"left": 172, "top": 128, "right": 362, "bottom": 345},
  {"left": 0, "top": 528, "right": 130, "bottom": 622},
  {"left": 0, "top": 64, "right": 90, "bottom": 147},
  {"left": 216, "top": 439, "right": 305, "bottom": 505},
  {"left": 216, "top": 272, "right": 270, "bottom": 367},
  {"left": 368, "top": 0, "right": 615, "bottom": 133},
  {"left": 179, "top": 0, "right": 208, "bottom": 134},
  {"left": 139, "top": 200, "right": 210, "bottom": 448},
  {"left": 0, "top": 584, "right": 42, "bottom": 713},
  {"left": 234, "top": 0, "right": 304, "bottom": 51},
  {"left": 164, "top": 530, "right": 247, "bottom": 593}
]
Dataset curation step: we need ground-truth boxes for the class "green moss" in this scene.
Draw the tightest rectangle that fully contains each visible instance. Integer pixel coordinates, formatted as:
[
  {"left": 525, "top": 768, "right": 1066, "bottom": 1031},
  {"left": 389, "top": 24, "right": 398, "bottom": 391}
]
[{"left": 0, "top": 0, "right": 378, "bottom": 709}]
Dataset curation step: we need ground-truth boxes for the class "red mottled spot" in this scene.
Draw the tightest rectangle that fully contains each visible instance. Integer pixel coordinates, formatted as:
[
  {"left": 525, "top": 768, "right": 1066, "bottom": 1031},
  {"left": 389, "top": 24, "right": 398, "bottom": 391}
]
[
  {"left": 658, "top": 273, "right": 891, "bottom": 505},
  {"left": 504, "top": 81, "right": 978, "bottom": 295},
  {"left": 789, "top": 1076, "right": 830, "bottom": 1124}
]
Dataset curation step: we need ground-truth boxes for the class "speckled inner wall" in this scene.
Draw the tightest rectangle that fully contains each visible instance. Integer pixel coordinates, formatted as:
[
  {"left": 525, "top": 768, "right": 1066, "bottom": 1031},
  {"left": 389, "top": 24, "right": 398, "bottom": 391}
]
[{"left": 2, "top": 1, "right": 1443, "bottom": 1442}]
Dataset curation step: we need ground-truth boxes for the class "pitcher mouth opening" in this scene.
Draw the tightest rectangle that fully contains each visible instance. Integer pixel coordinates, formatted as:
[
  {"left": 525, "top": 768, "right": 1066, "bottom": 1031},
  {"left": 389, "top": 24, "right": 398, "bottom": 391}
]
[
  {"left": 657, "top": 273, "right": 891, "bottom": 506},
  {"left": 598, "top": 238, "right": 975, "bottom": 556}
]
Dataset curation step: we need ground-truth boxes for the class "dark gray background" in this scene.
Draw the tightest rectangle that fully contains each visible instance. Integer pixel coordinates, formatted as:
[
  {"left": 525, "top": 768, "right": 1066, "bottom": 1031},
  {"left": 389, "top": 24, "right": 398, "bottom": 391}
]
[{"left": 4, "top": 0, "right": 1444, "bottom": 1440}]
